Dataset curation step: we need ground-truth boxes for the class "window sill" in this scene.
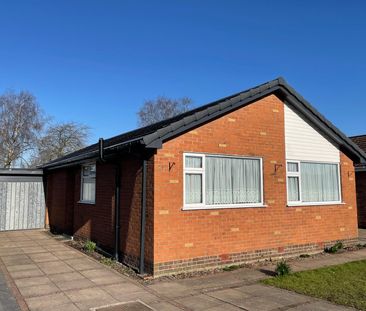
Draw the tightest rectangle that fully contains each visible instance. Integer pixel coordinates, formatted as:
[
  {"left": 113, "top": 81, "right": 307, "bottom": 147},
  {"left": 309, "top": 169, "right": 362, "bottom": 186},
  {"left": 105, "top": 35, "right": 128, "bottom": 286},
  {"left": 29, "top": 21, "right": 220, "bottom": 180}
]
[
  {"left": 287, "top": 202, "right": 345, "bottom": 207},
  {"left": 182, "top": 204, "right": 267, "bottom": 211},
  {"left": 78, "top": 200, "right": 95, "bottom": 205}
]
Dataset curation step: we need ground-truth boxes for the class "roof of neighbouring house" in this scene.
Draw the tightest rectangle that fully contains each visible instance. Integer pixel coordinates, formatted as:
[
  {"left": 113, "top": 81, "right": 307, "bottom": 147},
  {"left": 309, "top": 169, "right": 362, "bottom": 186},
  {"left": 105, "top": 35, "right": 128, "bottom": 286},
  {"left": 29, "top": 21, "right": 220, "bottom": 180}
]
[
  {"left": 350, "top": 135, "right": 366, "bottom": 171},
  {"left": 42, "top": 77, "right": 366, "bottom": 169},
  {"left": 350, "top": 135, "right": 366, "bottom": 152}
]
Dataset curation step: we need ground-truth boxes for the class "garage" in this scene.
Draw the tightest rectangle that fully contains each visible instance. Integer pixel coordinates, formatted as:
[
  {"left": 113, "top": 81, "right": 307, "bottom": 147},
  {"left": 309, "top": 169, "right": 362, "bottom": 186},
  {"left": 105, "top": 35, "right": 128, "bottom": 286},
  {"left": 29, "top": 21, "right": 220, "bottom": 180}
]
[{"left": 0, "top": 169, "right": 45, "bottom": 231}]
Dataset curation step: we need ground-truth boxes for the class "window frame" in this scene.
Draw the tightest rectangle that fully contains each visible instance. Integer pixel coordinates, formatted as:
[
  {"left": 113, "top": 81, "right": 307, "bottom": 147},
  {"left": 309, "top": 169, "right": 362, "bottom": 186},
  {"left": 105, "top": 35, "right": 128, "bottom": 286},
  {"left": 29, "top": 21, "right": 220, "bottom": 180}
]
[
  {"left": 286, "top": 160, "right": 342, "bottom": 206},
  {"left": 80, "top": 162, "right": 96, "bottom": 204},
  {"left": 286, "top": 160, "right": 302, "bottom": 204},
  {"left": 183, "top": 153, "right": 264, "bottom": 210}
]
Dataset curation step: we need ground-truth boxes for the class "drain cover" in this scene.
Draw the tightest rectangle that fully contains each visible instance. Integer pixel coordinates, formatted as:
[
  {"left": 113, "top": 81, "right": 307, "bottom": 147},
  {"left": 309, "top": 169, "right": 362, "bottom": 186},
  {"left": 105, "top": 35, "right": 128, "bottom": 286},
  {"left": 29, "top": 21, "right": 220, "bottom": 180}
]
[{"left": 94, "top": 301, "right": 154, "bottom": 311}]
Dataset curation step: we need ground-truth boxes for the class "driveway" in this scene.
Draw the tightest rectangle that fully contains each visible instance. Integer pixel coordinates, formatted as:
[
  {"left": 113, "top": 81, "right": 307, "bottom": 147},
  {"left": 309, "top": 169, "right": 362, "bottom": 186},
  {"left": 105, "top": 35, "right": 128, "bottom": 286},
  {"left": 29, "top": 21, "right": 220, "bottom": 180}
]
[{"left": 0, "top": 230, "right": 358, "bottom": 311}]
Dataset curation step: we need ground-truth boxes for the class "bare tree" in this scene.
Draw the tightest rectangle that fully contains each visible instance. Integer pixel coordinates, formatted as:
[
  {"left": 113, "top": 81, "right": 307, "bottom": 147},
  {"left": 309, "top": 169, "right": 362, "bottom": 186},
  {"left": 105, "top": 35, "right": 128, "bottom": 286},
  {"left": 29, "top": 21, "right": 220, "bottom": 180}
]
[
  {"left": 31, "top": 122, "right": 90, "bottom": 166},
  {"left": 137, "top": 96, "right": 193, "bottom": 127},
  {"left": 0, "top": 91, "right": 45, "bottom": 168}
]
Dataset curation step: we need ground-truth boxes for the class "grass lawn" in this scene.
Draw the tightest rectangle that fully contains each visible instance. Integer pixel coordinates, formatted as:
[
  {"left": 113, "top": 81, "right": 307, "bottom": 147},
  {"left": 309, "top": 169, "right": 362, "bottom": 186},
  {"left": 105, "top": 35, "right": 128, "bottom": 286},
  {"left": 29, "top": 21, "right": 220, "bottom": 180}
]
[{"left": 262, "top": 260, "right": 366, "bottom": 310}]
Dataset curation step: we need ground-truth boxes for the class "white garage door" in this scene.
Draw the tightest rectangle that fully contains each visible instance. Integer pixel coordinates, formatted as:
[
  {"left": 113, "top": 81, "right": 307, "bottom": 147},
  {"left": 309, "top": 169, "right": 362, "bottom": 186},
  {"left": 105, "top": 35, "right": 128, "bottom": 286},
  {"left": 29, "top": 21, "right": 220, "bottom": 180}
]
[{"left": 0, "top": 171, "right": 45, "bottom": 231}]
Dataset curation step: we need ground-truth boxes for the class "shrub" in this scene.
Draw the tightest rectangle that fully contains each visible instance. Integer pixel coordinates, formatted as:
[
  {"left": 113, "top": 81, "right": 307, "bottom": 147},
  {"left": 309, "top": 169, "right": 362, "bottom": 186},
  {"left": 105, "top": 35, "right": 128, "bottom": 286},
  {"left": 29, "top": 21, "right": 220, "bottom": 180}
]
[
  {"left": 84, "top": 240, "right": 96, "bottom": 253},
  {"left": 101, "top": 257, "right": 114, "bottom": 266},
  {"left": 275, "top": 260, "right": 291, "bottom": 276},
  {"left": 325, "top": 241, "right": 343, "bottom": 253}
]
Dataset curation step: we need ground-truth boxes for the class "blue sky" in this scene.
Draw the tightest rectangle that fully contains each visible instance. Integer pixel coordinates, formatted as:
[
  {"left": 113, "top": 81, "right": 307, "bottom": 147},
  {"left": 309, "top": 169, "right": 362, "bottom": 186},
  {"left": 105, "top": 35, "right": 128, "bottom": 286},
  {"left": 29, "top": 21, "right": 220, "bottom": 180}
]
[{"left": 0, "top": 0, "right": 365, "bottom": 143}]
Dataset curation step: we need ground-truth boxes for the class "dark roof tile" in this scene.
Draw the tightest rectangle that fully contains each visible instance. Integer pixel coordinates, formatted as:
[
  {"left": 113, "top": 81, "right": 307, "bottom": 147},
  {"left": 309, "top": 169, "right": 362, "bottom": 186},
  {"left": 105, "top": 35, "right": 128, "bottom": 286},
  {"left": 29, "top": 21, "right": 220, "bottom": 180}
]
[
  {"left": 43, "top": 77, "right": 366, "bottom": 169},
  {"left": 351, "top": 135, "right": 366, "bottom": 153}
]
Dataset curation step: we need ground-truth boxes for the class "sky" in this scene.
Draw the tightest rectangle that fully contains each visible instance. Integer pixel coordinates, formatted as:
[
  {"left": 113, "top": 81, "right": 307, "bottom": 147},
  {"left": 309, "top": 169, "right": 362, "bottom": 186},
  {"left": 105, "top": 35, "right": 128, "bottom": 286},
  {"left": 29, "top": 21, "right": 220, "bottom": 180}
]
[{"left": 0, "top": 0, "right": 365, "bottom": 143}]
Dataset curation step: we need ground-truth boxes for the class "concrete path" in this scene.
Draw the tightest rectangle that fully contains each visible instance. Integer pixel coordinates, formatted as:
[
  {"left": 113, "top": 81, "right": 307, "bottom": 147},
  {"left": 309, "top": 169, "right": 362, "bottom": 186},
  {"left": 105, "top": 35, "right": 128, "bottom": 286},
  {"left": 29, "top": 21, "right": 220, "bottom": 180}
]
[
  {"left": 0, "top": 268, "right": 21, "bottom": 311},
  {"left": 0, "top": 230, "right": 362, "bottom": 311}
]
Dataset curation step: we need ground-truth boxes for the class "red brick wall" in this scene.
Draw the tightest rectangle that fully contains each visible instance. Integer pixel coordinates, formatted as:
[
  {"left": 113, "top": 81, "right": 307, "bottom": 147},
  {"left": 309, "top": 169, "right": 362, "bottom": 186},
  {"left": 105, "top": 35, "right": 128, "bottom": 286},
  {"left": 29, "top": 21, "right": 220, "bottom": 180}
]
[
  {"left": 72, "top": 162, "right": 115, "bottom": 250},
  {"left": 356, "top": 171, "right": 366, "bottom": 228},
  {"left": 46, "top": 154, "right": 154, "bottom": 272},
  {"left": 153, "top": 94, "right": 358, "bottom": 275},
  {"left": 46, "top": 168, "right": 75, "bottom": 235},
  {"left": 116, "top": 155, "right": 154, "bottom": 270}
]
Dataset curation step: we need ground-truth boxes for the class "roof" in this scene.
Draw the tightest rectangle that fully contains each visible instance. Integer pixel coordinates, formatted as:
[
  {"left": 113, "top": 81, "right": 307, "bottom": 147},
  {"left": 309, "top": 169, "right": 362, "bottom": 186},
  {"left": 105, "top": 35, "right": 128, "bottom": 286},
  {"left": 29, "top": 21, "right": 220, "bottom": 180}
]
[
  {"left": 0, "top": 169, "right": 43, "bottom": 176},
  {"left": 350, "top": 135, "right": 366, "bottom": 171},
  {"left": 43, "top": 77, "right": 366, "bottom": 169},
  {"left": 350, "top": 135, "right": 366, "bottom": 152}
]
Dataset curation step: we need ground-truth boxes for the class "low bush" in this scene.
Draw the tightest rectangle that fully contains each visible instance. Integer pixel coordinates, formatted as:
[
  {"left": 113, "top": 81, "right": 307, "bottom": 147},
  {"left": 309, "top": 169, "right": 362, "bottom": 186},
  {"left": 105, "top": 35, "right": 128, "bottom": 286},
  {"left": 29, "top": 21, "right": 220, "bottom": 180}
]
[
  {"left": 101, "top": 257, "right": 115, "bottom": 266},
  {"left": 84, "top": 240, "right": 96, "bottom": 253},
  {"left": 324, "top": 241, "right": 343, "bottom": 253},
  {"left": 275, "top": 260, "right": 291, "bottom": 276}
]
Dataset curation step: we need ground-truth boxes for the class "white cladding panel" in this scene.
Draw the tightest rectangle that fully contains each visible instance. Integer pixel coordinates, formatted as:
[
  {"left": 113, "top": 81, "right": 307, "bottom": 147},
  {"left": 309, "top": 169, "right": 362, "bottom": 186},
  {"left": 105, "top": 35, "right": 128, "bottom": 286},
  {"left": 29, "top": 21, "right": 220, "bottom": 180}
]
[{"left": 284, "top": 105, "right": 340, "bottom": 162}]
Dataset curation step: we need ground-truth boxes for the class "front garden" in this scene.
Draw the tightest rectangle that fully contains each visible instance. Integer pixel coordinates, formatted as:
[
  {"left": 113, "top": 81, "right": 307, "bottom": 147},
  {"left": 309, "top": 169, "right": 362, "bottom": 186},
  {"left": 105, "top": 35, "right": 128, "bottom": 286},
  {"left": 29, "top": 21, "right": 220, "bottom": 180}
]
[{"left": 263, "top": 259, "right": 366, "bottom": 310}]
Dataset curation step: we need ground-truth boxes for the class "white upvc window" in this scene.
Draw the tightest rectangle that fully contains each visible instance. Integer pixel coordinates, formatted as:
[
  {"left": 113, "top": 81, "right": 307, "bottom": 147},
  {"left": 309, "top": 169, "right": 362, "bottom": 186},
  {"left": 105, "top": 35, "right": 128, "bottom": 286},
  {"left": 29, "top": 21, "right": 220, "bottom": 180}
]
[
  {"left": 80, "top": 163, "right": 96, "bottom": 203},
  {"left": 286, "top": 160, "right": 342, "bottom": 206},
  {"left": 183, "top": 153, "right": 264, "bottom": 210}
]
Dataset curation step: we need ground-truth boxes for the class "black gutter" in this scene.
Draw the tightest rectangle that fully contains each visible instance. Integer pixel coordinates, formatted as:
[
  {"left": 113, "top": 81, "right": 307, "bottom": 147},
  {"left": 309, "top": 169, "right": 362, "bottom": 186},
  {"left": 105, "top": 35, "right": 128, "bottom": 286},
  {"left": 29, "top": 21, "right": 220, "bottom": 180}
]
[
  {"left": 355, "top": 166, "right": 366, "bottom": 172},
  {"left": 42, "top": 139, "right": 144, "bottom": 170},
  {"left": 99, "top": 138, "right": 106, "bottom": 162},
  {"left": 139, "top": 158, "right": 147, "bottom": 275}
]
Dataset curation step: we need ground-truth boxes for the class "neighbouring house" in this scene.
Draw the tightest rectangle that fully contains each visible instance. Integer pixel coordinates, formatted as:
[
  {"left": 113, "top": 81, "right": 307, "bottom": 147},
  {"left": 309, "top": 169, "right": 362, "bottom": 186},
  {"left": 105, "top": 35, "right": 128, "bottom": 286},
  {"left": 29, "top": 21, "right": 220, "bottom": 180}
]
[
  {"left": 43, "top": 78, "right": 366, "bottom": 277},
  {"left": 350, "top": 135, "right": 366, "bottom": 228}
]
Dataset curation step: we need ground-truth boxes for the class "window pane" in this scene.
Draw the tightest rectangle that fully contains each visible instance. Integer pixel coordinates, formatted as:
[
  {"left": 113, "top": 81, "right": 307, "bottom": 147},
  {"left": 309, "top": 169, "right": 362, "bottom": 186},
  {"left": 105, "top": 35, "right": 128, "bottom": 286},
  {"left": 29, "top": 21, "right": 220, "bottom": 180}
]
[
  {"left": 206, "top": 156, "right": 261, "bottom": 205},
  {"left": 287, "top": 162, "right": 299, "bottom": 172},
  {"left": 185, "top": 174, "right": 202, "bottom": 204},
  {"left": 185, "top": 156, "right": 202, "bottom": 169},
  {"left": 301, "top": 162, "right": 339, "bottom": 202},
  {"left": 82, "top": 180, "right": 96, "bottom": 202},
  {"left": 83, "top": 164, "right": 96, "bottom": 177},
  {"left": 288, "top": 177, "right": 300, "bottom": 201}
]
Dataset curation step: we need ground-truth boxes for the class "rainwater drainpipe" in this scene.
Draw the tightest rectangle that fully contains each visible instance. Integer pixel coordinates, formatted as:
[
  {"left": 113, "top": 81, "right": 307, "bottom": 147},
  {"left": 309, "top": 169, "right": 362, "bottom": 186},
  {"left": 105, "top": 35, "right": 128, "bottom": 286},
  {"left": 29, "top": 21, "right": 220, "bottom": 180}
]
[
  {"left": 99, "top": 138, "right": 121, "bottom": 261},
  {"left": 114, "top": 164, "right": 121, "bottom": 261},
  {"left": 139, "top": 158, "right": 147, "bottom": 275}
]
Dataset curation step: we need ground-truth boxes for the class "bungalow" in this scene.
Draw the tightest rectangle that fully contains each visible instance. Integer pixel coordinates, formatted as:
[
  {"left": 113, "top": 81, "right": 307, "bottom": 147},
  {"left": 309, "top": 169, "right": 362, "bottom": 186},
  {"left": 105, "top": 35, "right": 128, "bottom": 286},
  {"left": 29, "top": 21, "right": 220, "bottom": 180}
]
[
  {"left": 43, "top": 78, "right": 366, "bottom": 277},
  {"left": 350, "top": 135, "right": 366, "bottom": 228}
]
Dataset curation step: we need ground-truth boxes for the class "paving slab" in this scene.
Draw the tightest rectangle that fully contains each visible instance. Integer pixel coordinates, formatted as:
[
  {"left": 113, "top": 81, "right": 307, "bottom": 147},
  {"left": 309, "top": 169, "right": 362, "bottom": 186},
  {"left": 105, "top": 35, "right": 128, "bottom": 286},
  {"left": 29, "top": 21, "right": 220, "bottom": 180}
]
[
  {"left": 175, "top": 294, "right": 223, "bottom": 310},
  {"left": 28, "top": 252, "right": 59, "bottom": 263},
  {"left": 65, "top": 258, "right": 102, "bottom": 270},
  {"left": 20, "top": 247, "right": 48, "bottom": 255},
  {"left": 14, "top": 276, "right": 52, "bottom": 288},
  {"left": 18, "top": 282, "right": 61, "bottom": 298},
  {"left": 1, "top": 255, "right": 32, "bottom": 266},
  {"left": 0, "top": 268, "right": 21, "bottom": 311},
  {"left": 8, "top": 268, "right": 44, "bottom": 279},
  {"left": 147, "top": 281, "right": 196, "bottom": 298},
  {"left": 52, "top": 250, "right": 83, "bottom": 260},
  {"left": 37, "top": 260, "right": 75, "bottom": 274},
  {"left": 207, "top": 288, "right": 251, "bottom": 302},
  {"left": 48, "top": 271, "right": 85, "bottom": 283},
  {"left": 0, "top": 230, "right": 362, "bottom": 311},
  {"left": 75, "top": 298, "right": 119, "bottom": 311},
  {"left": 103, "top": 284, "right": 158, "bottom": 304},
  {"left": 6, "top": 264, "right": 38, "bottom": 272},
  {"left": 148, "top": 301, "right": 183, "bottom": 311},
  {"left": 25, "top": 292, "right": 72, "bottom": 310},
  {"left": 65, "top": 286, "right": 116, "bottom": 303},
  {"left": 56, "top": 278, "right": 95, "bottom": 291}
]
